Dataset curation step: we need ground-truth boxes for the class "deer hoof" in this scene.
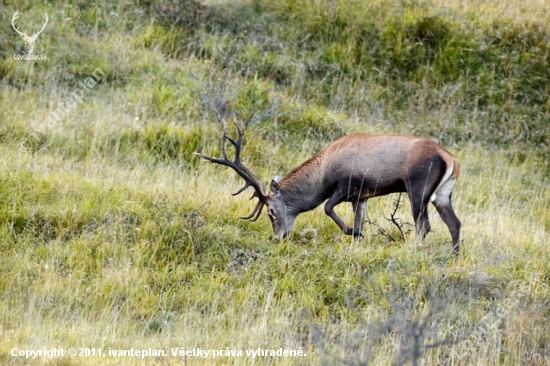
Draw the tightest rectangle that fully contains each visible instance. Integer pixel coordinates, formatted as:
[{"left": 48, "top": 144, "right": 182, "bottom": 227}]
[{"left": 345, "top": 228, "right": 364, "bottom": 238}]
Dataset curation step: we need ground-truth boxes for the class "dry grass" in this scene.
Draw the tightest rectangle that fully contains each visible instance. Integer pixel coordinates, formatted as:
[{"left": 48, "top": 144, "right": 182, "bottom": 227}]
[{"left": 0, "top": 0, "right": 549, "bottom": 364}]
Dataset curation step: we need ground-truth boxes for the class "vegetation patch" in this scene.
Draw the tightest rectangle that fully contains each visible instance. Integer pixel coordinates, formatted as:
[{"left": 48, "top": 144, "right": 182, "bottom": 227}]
[{"left": 0, "top": 0, "right": 548, "bottom": 365}]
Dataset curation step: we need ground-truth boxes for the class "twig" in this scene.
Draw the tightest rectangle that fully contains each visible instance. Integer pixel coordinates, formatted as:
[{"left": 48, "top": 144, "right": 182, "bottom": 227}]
[
  {"left": 385, "top": 193, "right": 412, "bottom": 243},
  {"left": 365, "top": 193, "right": 412, "bottom": 242},
  {"left": 365, "top": 217, "right": 397, "bottom": 242}
]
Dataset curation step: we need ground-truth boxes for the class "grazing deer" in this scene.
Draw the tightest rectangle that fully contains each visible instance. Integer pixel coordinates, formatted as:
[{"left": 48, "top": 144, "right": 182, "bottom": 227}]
[
  {"left": 11, "top": 11, "right": 49, "bottom": 55},
  {"left": 196, "top": 127, "right": 462, "bottom": 253}
]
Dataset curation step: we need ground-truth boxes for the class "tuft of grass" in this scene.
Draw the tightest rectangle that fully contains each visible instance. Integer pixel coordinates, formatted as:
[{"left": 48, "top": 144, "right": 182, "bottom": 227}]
[{"left": 0, "top": 0, "right": 548, "bottom": 365}]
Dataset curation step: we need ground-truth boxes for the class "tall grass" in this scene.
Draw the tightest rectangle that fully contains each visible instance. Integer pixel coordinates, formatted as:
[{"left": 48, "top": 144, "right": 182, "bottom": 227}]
[{"left": 0, "top": 0, "right": 548, "bottom": 364}]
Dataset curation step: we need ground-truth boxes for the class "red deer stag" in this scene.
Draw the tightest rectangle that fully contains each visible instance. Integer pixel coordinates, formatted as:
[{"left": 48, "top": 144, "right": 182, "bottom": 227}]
[{"left": 196, "top": 127, "right": 461, "bottom": 253}]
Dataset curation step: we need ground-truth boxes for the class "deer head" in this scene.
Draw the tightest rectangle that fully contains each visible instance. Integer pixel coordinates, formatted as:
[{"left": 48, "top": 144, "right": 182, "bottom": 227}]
[
  {"left": 11, "top": 12, "right": 49, "bottom": 55},
  {"left": 195, "top": 125, "right": 298, "bottom": 239}
]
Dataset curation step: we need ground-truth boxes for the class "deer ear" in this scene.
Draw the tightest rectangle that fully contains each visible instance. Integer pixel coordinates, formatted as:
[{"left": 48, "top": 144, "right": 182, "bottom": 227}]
[{"left": 271, "top": 180, "right": 280, "bottom": 194}]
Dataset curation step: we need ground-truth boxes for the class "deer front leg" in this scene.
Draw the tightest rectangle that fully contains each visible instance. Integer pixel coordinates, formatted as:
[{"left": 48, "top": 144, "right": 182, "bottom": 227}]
[
  {"left": 351, "top": 199, "right": 367, "bottom": 239},
  {"left": 324, "top": 189, "right": 363, "bottom": 238}
]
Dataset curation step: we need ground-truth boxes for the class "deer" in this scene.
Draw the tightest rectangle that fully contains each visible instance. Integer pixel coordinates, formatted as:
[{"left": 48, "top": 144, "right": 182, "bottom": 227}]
[
  {"left": 196, "top": 126, "right": 462, "bottom": 253},
  {"left": 11, "top": 11, "right": 49, "bottom": 55}
]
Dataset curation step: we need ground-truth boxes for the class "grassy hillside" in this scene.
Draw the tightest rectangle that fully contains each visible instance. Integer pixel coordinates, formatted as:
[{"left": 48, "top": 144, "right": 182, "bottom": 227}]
[{"left": 0, "top": 0, "right": 549, "bottom": 364}]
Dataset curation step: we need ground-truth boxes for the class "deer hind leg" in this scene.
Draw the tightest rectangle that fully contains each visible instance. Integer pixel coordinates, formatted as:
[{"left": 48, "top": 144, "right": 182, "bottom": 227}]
[
  {"left": 407, "top": 183, "right": 433, "bottom": 241},
  {"left": 410, "top": 194, "right": 431, "bottom": 240},
  {"left": 406, "top": 157, "right": 450, "bottom": 242},
  {"left": 324, "top": 188, "right": 363, "bottom": 238},
  {"left": 432, "top": 179, "right": 461, "bottom": 254}
]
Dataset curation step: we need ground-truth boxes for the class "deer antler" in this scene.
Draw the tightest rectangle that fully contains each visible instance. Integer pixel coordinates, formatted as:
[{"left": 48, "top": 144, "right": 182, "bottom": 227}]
[
  {"left": 30, "top": 13, "right": 49, "bottom": 40},
  {"left": 11, "top": 12, "right": 48, "bottom": 40},
  {"left": 195, "top": 125, "right": 267, "bottom": 221},
  {"left": 11, "top": 12, "right": 49, "bottom": 55},
  {"left": 11, "top": 12, "right": 28, "bottom": 39}
]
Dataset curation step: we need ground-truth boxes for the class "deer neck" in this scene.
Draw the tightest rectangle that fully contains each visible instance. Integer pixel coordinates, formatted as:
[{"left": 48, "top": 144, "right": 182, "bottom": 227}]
[{"left": 278, "top": 154, "right": 327, "bottom": 213}]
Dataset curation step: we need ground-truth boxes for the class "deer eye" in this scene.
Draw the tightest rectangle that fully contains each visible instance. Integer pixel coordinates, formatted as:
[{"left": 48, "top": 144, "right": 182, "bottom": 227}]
[{"left": 268, "top": 208, "right": 275, "bottom": 217}]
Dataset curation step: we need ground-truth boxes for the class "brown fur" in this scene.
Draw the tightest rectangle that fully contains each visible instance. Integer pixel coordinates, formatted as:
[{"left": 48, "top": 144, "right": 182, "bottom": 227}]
[{"left": 272, "top": 134, "right": 462, "bottom": 253}]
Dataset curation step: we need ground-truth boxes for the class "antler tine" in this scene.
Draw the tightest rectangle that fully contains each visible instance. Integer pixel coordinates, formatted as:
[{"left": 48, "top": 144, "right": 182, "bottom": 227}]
[
  {"left": 248, "top": 203, "right": 264, "bottom": 222},
  {"left": 193, "top": 152, "right": 232, "bottom": 168},
  {"left": 11, "top": 12, "right": 27, "bottom": 37},
  {"left": 225, "top": 124, "right": 243, "bottom": 163},
  {"left": 239, "top": 200, "right": 265, "bottom": 221},
  {"left": 33, "top": 13, "right": 49, "bottom": 36},
  {"left": 231, "top": 182, "right": 251, "bottom": 196},
  {"left": 220, "top": 133, "right": 229, "bottom": 161}
]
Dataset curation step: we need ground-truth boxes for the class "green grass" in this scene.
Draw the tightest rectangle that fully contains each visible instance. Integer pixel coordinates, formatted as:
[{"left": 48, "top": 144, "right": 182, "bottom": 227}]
[{"left": 0, "top": 0, "right": 549, "bottom": 364}]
